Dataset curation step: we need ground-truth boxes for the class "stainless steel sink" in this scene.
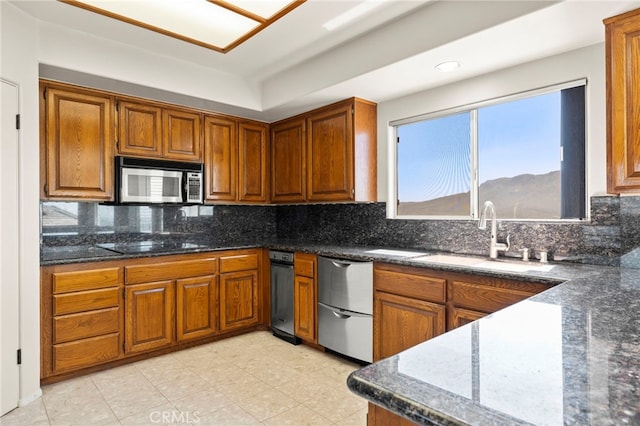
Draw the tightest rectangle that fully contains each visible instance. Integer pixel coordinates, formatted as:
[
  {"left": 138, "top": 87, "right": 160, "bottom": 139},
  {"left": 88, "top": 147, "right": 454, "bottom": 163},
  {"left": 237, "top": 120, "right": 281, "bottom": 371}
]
[{"left": 410, "top": 254, "right": 555, "bottom": 272}]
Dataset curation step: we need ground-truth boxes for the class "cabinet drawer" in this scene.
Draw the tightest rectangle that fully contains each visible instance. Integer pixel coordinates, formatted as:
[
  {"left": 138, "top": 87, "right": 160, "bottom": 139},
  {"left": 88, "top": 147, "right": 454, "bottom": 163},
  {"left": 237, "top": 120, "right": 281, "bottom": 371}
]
[
  {"left": 294, "top": 255, "right": 315, "bottom": 278},
  {"left": 53, "top": 267, "right": 120, "bottom": 294},
  {"left": 53, "top": 333, "right": 120, "bottom": 372},
  {"left": 125, "top": 259, "right": 217, "bottom": 284},
  {"left": 451, "top": 280, "right": 534, "bottom": 313},
  {"left": 220, "top": 253, "right": 258, "bottom": 273},
  {"left": 374, "top": 265, "right": 446, "bottom": 303},
  {"left": 54, "top": 288, "right": 119, "bottom": 315},
  {"left": 54, "top": 307, "right": 119, "bottom": 344}
]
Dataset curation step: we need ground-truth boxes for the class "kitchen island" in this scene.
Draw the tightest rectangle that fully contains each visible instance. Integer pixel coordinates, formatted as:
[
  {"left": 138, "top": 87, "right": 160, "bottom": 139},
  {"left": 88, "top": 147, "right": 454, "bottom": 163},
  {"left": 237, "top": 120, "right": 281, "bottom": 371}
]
[{"left": 347, "top": 264, "right": 640, "bottom": 425}]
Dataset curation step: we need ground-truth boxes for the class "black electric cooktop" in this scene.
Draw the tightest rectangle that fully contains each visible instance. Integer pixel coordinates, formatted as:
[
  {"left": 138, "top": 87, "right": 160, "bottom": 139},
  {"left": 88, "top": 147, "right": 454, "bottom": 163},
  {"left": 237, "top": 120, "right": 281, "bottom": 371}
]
[{"left": 96, "top": 241, "right": 208, "bottom": 255}]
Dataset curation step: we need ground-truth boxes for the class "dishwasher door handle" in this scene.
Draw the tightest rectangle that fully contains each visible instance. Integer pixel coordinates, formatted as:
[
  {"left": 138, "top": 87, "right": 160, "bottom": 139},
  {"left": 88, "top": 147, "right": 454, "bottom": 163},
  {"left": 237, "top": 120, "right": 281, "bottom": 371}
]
[
  {"left": 330, "top": 260, "right": 352, "bottom": 268},
  {"left": 319, "top": 302, "right": 370, "bottom": 319}
]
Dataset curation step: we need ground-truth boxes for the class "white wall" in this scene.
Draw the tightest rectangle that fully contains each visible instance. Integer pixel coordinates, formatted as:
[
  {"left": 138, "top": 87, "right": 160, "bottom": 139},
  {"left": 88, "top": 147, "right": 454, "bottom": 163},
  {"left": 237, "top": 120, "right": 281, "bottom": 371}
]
[
  {"left": 376, "top": 43, "right": 607, "bottom": 202},
  {"left": 0, "top": 1, "right": 43, "bottom": 406},
  {"left": 37, "top": 21, "right": 261, "bottom": 112}
]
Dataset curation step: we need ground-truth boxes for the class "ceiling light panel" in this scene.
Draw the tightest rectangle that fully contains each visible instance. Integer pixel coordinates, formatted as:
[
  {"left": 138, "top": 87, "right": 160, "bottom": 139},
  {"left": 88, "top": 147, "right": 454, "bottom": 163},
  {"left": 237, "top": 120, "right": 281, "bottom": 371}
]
[
  {"left": 225, "top": 0, "right": 296, "bottom": 19},
  {"left": 59, "top": 0, "right": 306, "bottom": 53}
]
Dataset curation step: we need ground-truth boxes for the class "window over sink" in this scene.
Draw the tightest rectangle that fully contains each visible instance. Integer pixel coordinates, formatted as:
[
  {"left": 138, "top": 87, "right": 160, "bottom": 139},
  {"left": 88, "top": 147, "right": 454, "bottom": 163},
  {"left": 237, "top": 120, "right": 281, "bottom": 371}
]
[{"left": 389, "top": 80, "right": 586, "bottom": 221}]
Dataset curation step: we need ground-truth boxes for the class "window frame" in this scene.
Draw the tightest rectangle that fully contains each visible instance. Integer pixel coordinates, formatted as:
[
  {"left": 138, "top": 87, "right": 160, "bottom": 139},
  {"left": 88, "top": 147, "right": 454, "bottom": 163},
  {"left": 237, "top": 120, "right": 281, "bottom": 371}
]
[{"left": 387, "top": 79, "right": 588, "bottom": 222}]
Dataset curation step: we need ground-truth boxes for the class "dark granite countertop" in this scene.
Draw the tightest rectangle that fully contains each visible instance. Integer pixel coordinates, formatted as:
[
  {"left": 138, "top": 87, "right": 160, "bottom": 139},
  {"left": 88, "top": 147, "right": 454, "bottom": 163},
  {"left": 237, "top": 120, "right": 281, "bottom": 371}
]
[{"left": 40, "top": 242, "right": 261, "bottom": 265}]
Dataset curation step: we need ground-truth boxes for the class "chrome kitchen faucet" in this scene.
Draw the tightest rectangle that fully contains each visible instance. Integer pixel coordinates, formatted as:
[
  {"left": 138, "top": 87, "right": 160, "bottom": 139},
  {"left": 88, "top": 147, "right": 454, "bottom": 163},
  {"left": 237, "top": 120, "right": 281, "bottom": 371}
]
[{"left": 478, "top": 201, "right": 510, "bottom": 259}]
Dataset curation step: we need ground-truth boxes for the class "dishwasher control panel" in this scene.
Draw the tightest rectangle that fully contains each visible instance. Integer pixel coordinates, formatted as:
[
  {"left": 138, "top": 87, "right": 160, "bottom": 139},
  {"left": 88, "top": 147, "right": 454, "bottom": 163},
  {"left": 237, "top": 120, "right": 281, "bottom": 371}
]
[{"left": 269, "top": 250, "right": 294, "bottom": 263}]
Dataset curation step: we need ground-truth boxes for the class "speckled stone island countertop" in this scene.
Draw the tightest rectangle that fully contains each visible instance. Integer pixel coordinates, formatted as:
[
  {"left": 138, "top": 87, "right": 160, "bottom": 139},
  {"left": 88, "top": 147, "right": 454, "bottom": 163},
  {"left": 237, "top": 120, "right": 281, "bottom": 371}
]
[
  {"left": 41, "top": 242, "right": 635, "bottom": 424},
  {"left": 340, "top": 255, "right": 640, "bottom": 425}
]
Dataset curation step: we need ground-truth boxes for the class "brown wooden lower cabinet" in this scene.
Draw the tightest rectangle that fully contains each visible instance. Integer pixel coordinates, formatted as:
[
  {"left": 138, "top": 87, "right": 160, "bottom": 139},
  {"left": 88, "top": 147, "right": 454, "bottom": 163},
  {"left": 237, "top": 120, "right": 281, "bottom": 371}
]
[
  {"left": 41, "top": 263, "right": 123, "bottom": 378},
  {"left": 294, "top": 252, "right": 317, "bottom": 343},
  {"left": 125, "top": 280, "right": 175, "bottom": 354},
  {"left": 176, "top": 275, "right": 218, "bottom": 341},
  {"left": 220, "top": 270, "right": 260, "bottom": 331},
  {"left": 449, "top": 306, "right": 487, "bottom": 329},
  {"left": 41, "top": 249, "right": 264, "bottom": 383},
  {"left": 368, "top": 403, "right": 416, "bottom": 426},
  {"left": 53, "top": 334, "right": 120, "bottom": 374},
  {"left": 374, "top": 291, "right": 445, "bottom": 360}
]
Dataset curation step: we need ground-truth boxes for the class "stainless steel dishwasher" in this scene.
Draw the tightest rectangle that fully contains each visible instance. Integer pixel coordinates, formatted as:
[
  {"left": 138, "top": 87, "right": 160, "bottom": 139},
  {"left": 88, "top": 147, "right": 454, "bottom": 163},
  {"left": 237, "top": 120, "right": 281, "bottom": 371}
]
[
  {"left": 269, "top": 250, "right": 299, "bottom": 345},
  {"left": 318, "top": 256, "right": 373, "bottom": 363}
]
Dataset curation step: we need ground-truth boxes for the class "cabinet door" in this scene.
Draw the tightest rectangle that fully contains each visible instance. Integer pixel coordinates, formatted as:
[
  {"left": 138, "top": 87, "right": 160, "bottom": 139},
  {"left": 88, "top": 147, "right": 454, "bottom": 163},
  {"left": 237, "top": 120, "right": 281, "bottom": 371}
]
[
  {"left": 606, "top": 9, "right": 640, "bottom": 193},
  {"left": 117, "top": 100, "right": 163, "bottom": 158},
  {"left": 176, "top": 275, "right": 218, "bottom": 341},
  {"left": 368, "top": 403, "right": 415, "bottom": 426},
  {"left": 43, "top": 84, "right": 114, "bottom": 200},
  {"left": 238, "top": 121, "right": 269, "bottom": 202},
  {"left": 306, "top": 103, "right": 354, "bottom": 201},
  {"left": 163, "top": 108, "right": 202, "bottom": 162},
  {"left": 219, "top": 270, "right": 259, "bottom": 332},
  {"left": 294, "top": 275, "right": 316, "bottom": 343},
  {"left": 125, "top": 281, "right": 174, "bottom": 353},
  {"left": 271, "top": 118, "right": 306, "bottom": 202},
  {"left": 449, "top": 307, "right": 486, "bottom": 330},
  {"left": 204, "top": 115, "right": 237, "bottom": 201},
  {"left": 374, "top": 291, "right": 445, "bottom": 361}
]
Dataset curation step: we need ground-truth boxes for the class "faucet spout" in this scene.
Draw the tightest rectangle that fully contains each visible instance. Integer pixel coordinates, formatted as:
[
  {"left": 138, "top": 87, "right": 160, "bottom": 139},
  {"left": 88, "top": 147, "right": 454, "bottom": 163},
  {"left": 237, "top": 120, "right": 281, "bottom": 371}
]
[{"left": 478, "top": 201, "right": 509, "bottom": 259}]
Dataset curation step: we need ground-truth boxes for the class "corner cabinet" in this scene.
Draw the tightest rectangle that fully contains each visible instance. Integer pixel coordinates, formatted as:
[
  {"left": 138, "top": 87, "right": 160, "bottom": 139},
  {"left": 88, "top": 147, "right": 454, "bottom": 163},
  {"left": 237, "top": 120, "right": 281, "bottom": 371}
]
[
  {"left": 203, "top": 115, "right": 269, "bottom": 203},
  {"left": 40, "top": 81, "right": 115, "bottom": 201},
  {"left": 605, "top": 8, "right": 640, "bottom": 193},
  {"left": 270, "top": 97, "right": 377, "bottom": 203},
  {"left": 306, "top": 98, "right": 377, "bottom": 202}
]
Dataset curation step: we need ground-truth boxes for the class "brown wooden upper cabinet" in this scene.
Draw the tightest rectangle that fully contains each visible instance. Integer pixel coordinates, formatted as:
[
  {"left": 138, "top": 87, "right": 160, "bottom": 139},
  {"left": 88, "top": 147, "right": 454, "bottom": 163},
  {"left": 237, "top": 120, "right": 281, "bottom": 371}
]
[
  {"left": 203, "top": 114, "right": 269, "bottom": 203},
  {"left": 271, "top": 98, "right": 377, "bottom": 203},
  {"left": 271, "top": 118, "right": 306, "bottom": 203},
  {"left": 117, "top": 98, "right": 202, "bottom": 162},
  {"left": 605, "top": 8, "right": 640, "bottom": 193},
  {"left": 40, "top": 81, "right": 115, "bottom": 201},
  {"left": 238, "top": 121, "right": 269, "bottom": 202}
]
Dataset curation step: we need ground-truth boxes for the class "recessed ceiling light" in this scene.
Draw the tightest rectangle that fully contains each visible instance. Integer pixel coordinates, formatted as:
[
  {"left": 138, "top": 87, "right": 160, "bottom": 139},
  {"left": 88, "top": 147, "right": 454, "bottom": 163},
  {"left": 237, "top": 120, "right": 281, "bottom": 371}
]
[
  {"left": 323, "top": 0, "right": 387, "bottom": 31},
  {"left": 435, "top": 61, "right": 461, "bottom": 72}
]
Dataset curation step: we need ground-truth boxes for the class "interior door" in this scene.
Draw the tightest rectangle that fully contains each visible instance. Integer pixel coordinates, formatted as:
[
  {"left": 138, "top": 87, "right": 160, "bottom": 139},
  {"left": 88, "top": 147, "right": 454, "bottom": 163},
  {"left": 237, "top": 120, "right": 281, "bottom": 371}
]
[{"left": 0, "top": 78, "right": 20, "bottom": 416}]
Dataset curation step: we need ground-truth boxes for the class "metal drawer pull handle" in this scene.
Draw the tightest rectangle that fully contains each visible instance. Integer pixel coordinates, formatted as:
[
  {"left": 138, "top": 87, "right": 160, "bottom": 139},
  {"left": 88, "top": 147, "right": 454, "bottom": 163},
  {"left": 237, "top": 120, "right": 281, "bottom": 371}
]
[{"left": 332, "top": 310, "right": 351, "bottom": 319}]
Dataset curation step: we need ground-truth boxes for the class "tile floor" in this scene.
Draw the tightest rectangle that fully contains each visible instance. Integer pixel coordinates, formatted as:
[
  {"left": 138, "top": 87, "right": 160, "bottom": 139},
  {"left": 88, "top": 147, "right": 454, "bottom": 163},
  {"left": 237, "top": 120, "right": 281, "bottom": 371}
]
[{"left": 0, "top": 331, "right": 368, "bottom": 426}]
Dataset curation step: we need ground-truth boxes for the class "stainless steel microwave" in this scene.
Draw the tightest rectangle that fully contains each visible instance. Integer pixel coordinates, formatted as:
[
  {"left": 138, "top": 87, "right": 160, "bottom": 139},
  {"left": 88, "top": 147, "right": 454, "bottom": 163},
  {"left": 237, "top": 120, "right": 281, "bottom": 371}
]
[{"left": 115, "top": 156, "right": 204, "bottom": 204}]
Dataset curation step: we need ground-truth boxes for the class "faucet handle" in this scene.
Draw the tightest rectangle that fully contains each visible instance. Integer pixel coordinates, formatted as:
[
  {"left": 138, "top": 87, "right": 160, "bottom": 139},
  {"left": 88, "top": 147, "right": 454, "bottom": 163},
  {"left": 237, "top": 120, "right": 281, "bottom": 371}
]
[{"left": 519, "top": 248, "right": 529, "bottom": 261}]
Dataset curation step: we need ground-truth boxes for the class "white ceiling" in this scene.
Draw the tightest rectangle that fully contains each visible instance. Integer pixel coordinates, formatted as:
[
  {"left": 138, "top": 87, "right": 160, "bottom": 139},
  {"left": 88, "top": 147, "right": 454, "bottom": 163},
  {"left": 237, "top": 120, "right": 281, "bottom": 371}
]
[{"left": 12, "top": 0, "right": 640, "bottom": 121}]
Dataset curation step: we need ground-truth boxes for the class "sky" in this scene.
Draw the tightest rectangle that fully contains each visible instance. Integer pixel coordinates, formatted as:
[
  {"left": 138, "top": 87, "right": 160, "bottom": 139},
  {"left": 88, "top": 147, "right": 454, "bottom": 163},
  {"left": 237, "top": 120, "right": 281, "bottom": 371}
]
[{"left": 397, "top": 91, "right": 561, "bottom": 202}]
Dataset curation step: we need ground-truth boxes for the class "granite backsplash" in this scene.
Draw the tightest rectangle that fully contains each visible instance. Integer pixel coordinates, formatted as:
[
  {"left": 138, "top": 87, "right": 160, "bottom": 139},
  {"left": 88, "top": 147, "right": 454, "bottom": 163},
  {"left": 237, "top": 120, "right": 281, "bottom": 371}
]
[
  {"left": 41, "top": 203, "right": 276, "bottom": 247},
  {"left": 41, "top": 195, "right": 640, "bottom": 268}
]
